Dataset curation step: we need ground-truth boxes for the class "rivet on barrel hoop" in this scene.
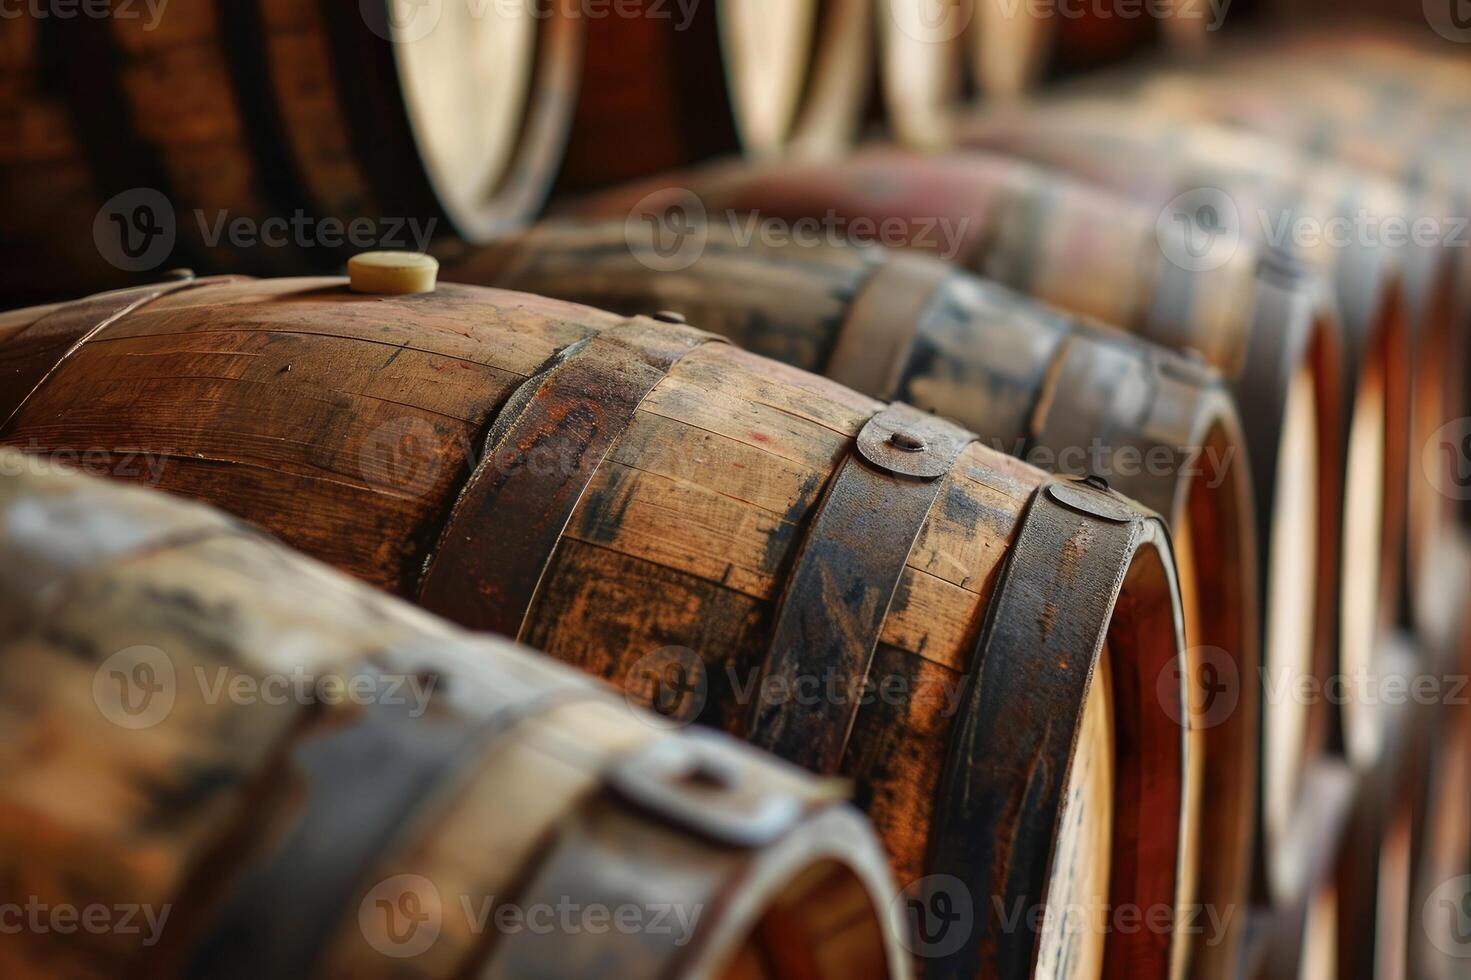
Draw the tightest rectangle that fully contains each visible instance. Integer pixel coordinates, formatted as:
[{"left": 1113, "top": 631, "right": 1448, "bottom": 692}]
[{"left": 1045, "top": 477, "right": 1139, "bottom": 524}]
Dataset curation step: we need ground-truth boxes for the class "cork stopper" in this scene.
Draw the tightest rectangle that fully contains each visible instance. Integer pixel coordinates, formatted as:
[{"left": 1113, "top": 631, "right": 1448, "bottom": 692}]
[{"left": 348, "top": 252, "right": 439, "bottom": 295}]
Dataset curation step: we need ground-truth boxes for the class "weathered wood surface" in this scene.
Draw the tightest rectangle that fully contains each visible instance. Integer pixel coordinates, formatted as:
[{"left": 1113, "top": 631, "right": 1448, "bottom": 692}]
[
  {"left": 568, "top": 153, "right": 1347, "bottom": 910},
  {"left": 0, "top": 447, "right": 908, "bottom": 980},
  {"left": 453, "top": 218, "right": 1263, "bottom": 977},
  {"left": 0, "top": 276, "right": 1192, "bottom": 979}
]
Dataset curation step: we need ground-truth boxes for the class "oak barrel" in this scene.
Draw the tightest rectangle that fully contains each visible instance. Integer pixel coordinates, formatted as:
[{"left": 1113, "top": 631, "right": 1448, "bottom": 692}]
[
  {"left": 556, "top": 0, "right": 870, "bottom": 192},
  {"left": 0, "top": 273, "right": 1193, "bottom": 979},
  {"left": 1117, "top": 57, "right": 1471, "bottom": 637},
  {"left": 0, "top": 447, "right": 908, "bottom": 980},
  {"left": 875, "top": 0, "right": 1050, "bottom": 147},
  {"left": 959, "top": 105, "right": 1420, "bottom": 776},
  {"left": 0, "top": 1, "right": 583, "bottom": 303},
  {"left": 569, "top": 150, "right": 1348, "bottom": 907},
  {"left": 875, "top": 0, "right": 1207, "bottom": 147},
  {"left": 452, "top": 218, "right": 1261, "bottom": 978}
]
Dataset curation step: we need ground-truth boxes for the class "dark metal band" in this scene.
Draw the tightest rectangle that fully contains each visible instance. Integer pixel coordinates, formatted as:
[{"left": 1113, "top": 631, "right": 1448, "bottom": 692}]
[
  {"left": 746, "top": 402, "right": 974, "bottom": 774},
  {"left": 417, "top": 318, "right": 724, "bottom": 638},
  {"left": 184, "top": 673, "right": 590, "bottom": 979},
  {"left": 826, "top": 253, "right": 952, "bottom": 401},
  {"left": 0, "top": 276, "right": 205, "bottom": 431},
  {"left": 925, "top": 476, "right": 1155, "bottom": 980}
]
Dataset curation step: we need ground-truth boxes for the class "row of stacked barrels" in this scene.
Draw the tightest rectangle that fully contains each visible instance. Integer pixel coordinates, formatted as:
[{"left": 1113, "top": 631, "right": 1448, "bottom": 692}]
[
  {"left": 0, "top": 5, "right": 1468, "bottom": 980},
  {"left": 0, "top": 0, "right": 1220, "bottom": 306}
]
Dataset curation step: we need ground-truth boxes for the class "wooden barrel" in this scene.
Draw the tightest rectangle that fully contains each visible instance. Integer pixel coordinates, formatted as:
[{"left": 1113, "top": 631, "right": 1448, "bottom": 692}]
[
  {"left": 1415, "top": 697, "right": 1471, "bottom": 980},
  {"left": 1045, "top": 0, "right": 1211, "bottom": 77},
  {"left": 568, "top": 150, "right": 1348, "bottom": 908},
  {"left": 959, "top": 105, "right": 1421, "bottom": 770},
  {"left": 0, "top": 1, "right": 583, "bottom": 304},
  {"left": 1110, "top": 60, "right": 1471, "bottom": 639},
  {"left": 1331, "top": 632, "right": 1438, "bottom": 980},
  {"left": 1412, "top": 536, "right": 1471, "bottom": 979},
  {"left": 555, "top": 0, "right": 870, "bottom": 193},
  {"left": 0, "top": 447, "right": 908, "bottom": 980},
  {"left": 876, "top": 0, "right": 1053, "bottom": 147},
  {"left": 0, "top": 273, "right": 1194, "bottom": 979},
  {"left": 452, "top": 218, "right": 1261, "bottom": 977},
  {"left": 1248, "top": 759, "right": 1356, "bottom": 980}
]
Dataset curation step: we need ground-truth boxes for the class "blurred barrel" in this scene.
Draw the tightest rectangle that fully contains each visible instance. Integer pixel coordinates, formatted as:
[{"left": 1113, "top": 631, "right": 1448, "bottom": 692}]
[
  {"left": 0, "top": 274, "right": 1194, "bottom": 979},
  {"left": 875, "top": 0, "right": 1208, "bottom": 147},
  {"left": 0, "top": 447, "right": 908, "bottom": 980},
  {"left": 876, "top": 0, "right": 1052, "bottom": 146},
  {"left": 454, "top": 218, "right": 1261, "bottom": 977},
  {"left": 557, "top": 0, "right": 870, "bottom": 192},
  {"left": 1118, "top": 57, "right": 1471, "bottom": 636},
  {"left": 960, "top": 105, "right": 1419, "bottom": 772},
  {"left": 0, "top": 1, "right": 583, "bottom": 304},
  {"left": 1249, "top": 760, "right": 1356, "bottom": 980},
  {"left": 570, "top": 150, "right": 1348, "bottom": 908}
]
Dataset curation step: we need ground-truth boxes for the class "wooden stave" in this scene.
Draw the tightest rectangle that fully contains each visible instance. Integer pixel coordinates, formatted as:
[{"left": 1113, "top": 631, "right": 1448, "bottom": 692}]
[
  {"left": 555, "top": 0, "right": 870, "bottom": 194},
  {"left": 568, "top": 152, "right": 1348, "bottom": 909},
  {"left": 0, "top": 275, "right": 1194, "bottom": 980},
  {"left": 451, "top": 217, "right": 1263, "bottom": 977},
  {"left": 0, "top": 446, "right": 909, "bottom": 980},
  {"left": 0, "top": 1, "right": 582, "bottom": 306}
]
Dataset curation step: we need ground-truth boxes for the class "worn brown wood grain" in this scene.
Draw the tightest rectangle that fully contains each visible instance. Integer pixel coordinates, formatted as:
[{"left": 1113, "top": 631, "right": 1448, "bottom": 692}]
[
  {"left": 455, "top": 219, "right": 1260, "bottom": 975},
  {"left": 1, "top": 276, "right": 1192, "bottom": 979},
  {"left": 0, "top": 448, "right": 905, "bottom": 980}
]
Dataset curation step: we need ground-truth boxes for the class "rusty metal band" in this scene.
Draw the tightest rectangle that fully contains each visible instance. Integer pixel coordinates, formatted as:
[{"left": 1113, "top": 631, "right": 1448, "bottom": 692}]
[
  {"left": 746, "top": 402, "right": 975, "bottom": 774},
  {"left": 184, "top": 675, "right": 594, "bottom": 980},
  {"left": 925, "top": 476, "right": 1152, "bottom": 980},
  {"left": 417, "top": 319, "right": 725, "bottom": 638},
  {"left": 1030, "top": 321, "right": 1223, "bottom": 518},
  {"left": 488, "top": 730, "right": 812, "bottom": 979},
  {"left": 825, "top": 253, "right": 953, "bottom": 400},
  {"left": 978, "top": 169, "right": 1058, "bottom": 297},
  {"left": 0, "top": 276, "right": 205, "bottom": 431}
]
